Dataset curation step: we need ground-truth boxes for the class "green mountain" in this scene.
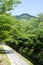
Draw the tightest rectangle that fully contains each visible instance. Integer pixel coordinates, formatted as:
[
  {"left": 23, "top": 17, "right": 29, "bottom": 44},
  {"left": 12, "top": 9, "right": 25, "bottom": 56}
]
[{"left": 15, "top": 13, "right": 35, "bottom": 20}]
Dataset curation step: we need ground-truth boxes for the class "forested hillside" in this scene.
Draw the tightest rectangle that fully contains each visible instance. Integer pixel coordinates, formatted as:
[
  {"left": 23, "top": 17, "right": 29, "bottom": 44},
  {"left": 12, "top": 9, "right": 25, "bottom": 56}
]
[
  {"left": 0, "top": 0, "right": 43, "bottom": 65},
  {"left": 0, "top": 13, "right": 43, "bottom": 65},
  {"left": 5, "top": 13, "right": 43, "bottom": 65},
  {"left": 15, "top": 13, "right": 35, "bottom": 20}
]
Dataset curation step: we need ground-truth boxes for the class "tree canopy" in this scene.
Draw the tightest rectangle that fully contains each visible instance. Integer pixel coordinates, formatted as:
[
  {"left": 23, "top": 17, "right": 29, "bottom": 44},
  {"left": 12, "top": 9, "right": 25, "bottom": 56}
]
[
  {"left": 0, "top": 0, "right": 21, "bottom": 13},
  {"left": 0, "top": 0, "right": 43, "bottom": 65}
]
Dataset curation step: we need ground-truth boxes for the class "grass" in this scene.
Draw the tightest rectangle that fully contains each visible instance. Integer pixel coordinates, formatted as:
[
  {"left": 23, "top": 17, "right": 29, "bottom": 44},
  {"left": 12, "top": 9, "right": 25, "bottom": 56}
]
[{"left": 0, "top": 45, "right": 11, "bottom": 65}]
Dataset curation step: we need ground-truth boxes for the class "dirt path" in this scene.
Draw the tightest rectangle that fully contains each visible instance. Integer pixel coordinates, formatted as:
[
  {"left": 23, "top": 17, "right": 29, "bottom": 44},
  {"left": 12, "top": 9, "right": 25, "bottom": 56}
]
[{"left": 2, "top": 44, "right": 28, "bottom": 65}]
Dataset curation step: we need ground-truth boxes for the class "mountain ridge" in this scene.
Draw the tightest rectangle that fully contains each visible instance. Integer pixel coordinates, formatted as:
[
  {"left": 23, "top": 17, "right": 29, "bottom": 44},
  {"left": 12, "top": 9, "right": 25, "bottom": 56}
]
[{"left": 15, "top": 13, "right": 35, "bottom": 20}]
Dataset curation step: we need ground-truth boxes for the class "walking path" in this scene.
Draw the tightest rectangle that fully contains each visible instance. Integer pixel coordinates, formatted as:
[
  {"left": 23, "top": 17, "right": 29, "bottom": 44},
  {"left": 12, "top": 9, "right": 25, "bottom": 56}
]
[{"left": 2, "top": 44, "right": 28, "bottom": 65}]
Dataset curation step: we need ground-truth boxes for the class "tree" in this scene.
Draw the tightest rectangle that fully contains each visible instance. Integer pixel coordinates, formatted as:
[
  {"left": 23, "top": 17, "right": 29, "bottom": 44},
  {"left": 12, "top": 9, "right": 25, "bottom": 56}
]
[
  {"left": 0, "top": 0, "right": 21, "bottom": 42},
  {"left": 0, "top": 14, "right": 16, "bottom": 42},
  {"left": 38, "top": 13, "right": 43, "bottom": 22},
  {"left": 0, "top": 0, "right": 21, "bottom": 13}
]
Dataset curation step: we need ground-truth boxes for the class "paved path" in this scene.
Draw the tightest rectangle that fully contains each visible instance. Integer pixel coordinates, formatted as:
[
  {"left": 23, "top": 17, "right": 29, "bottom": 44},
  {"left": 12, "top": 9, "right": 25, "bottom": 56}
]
[{"left": 2, "top": 45, "right": 28, "bottom": 65}]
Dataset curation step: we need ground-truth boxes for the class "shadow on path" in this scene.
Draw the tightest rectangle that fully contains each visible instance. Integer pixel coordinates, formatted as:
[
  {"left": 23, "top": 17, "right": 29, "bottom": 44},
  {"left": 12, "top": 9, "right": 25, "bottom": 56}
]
[{"left": 0, "top": 49, "right": 14, "bottom": 54}]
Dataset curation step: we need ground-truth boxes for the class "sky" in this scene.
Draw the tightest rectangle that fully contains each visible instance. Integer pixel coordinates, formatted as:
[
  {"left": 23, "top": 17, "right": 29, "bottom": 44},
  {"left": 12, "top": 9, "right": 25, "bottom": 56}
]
[{"left": 10, "top": 0, "right": 43, "bottom": 16}]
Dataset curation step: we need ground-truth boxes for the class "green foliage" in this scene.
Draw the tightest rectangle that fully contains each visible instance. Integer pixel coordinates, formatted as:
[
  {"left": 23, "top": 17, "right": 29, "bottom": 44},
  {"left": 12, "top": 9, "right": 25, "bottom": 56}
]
[
  {"left": 7, "top": 14, "right": 43, "bottom": 65},
  {"left": 0, "top": 14, "right": 18, "bottom": 42},
  {"left": 0, "top": 13, "right": 43, "bottom": 65},
  {"left": 0, "top": 0, "right": 21, "bottom": 13}
]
